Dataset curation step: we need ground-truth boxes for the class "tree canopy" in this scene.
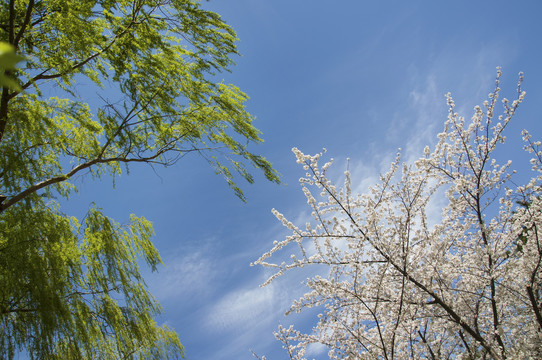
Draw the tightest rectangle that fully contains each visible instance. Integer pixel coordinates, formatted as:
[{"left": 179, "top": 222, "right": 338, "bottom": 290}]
[
  {"left": 0, "top": 0, "right": 278, "bottom": 358},
  {"left": 255, "top": 71, "right": 542, "bottom": 359}
]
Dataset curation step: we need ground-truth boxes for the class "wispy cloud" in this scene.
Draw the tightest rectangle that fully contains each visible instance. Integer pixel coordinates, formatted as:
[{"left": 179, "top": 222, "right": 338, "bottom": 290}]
[
  {"left": 204, "top": 282, "right": 278, "bottom": 333},
  {"left": 147, "top": 245, "right": 219, "bottom": 304},
  {"left": 201, "top": 275, "right": 302, "bottom": 359}
]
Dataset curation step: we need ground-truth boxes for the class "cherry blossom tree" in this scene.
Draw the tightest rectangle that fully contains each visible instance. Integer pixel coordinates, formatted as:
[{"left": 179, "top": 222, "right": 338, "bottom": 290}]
[{"left": 255, "top": 70, "right": 542, "bottom": 359}]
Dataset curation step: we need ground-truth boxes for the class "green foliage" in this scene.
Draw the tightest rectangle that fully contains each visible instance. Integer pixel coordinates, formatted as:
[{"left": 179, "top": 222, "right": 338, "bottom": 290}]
[
  {"left": 0, "top": 0, "right": 279, "bottom": 358},
  {"left": 1, "top": 203, "right": 181, "bottom": 359},
  {"left": 0, "top": 42, "right": 23, "bottom": 90}
]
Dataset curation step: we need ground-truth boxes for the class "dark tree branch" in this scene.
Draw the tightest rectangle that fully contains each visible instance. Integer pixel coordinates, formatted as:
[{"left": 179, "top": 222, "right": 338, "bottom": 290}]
[
  {"left": 13, "top": 0, "right": 35, "bottom": 49},
  {"left": 526, "top": 285, "right": 542, "bottom": 331},
  {"left": 418, "top": 328, "right": 437, "bottom": 360},
  {"left": 8, "top": 0, "right": 15, "bottom": 44}
]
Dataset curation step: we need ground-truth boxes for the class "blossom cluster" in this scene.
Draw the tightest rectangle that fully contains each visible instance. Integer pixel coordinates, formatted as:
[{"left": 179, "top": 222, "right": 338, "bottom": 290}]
[{"left": 254, "top": 71, "right": 541, "bottom": 359}]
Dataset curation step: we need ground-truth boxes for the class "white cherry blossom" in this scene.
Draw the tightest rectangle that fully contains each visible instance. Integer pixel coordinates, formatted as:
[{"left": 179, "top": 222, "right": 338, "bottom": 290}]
[{"left": 254, "top": 71, "right": 540, "bottom": 359}]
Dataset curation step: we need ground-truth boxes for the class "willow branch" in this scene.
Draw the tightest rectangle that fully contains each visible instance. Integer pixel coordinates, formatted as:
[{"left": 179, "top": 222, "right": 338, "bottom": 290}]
[{"left": 13, "top": 0, "right": 35, "bottom": 49}]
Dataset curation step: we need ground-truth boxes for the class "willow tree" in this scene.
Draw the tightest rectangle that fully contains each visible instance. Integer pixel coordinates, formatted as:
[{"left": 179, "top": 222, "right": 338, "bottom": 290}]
[{"left": 0, "top": 1, "right": 278, "bottom": 359}]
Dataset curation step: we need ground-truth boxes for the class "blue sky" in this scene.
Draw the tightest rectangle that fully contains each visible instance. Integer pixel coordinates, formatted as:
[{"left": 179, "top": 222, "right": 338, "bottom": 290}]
[{"left": 63, "top": 1, "right": 542, "bottom": 359}]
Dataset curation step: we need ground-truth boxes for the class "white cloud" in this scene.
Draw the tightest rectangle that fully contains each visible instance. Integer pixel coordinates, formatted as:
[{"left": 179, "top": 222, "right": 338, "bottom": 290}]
[
  {"left": 147, "top": 247, "right": 218, "bottom": 303},
  {"left": 200, "top": 276, "right": 302, "bottom": 359},
  {"left": 204, "top": 283, "right": 278, "bottom": 333}
]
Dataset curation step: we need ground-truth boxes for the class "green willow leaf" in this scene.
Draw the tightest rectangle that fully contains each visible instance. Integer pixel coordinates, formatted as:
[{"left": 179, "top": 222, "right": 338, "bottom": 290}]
[{"left": 0, "top": 0, "right": 279, "bottom": 358}]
